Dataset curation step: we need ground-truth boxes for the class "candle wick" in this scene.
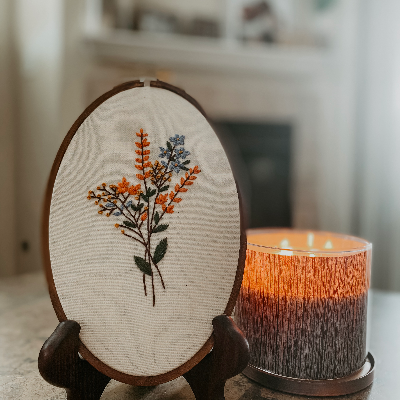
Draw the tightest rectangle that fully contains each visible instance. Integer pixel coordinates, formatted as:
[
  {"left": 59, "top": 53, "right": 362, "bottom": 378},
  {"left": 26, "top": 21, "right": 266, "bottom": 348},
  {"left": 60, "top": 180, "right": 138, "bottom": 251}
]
[
  {"left": 280, "top": 238, "right": 290, "bottom": 248},
  {"left": 307, "top": 232, "right": 314, "bottom": 247}
]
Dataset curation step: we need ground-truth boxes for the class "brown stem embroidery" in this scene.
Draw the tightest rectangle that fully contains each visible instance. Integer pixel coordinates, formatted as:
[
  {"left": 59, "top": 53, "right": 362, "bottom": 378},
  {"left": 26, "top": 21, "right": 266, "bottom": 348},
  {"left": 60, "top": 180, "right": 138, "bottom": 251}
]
[{"left": 87, "top": 129, "right": 201, "bottom": 306}]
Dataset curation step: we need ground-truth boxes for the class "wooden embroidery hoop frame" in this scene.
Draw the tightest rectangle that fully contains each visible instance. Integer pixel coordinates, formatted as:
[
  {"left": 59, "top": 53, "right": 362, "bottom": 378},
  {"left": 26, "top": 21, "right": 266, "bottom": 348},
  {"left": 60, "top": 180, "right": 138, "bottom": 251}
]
[{"left": 40, "top": 79, "right": 248, "bottom": 393}]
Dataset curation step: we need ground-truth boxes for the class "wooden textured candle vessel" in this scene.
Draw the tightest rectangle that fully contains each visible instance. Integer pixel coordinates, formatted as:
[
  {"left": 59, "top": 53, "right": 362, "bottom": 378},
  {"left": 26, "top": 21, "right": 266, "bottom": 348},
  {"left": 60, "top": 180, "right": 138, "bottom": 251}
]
[{"left": 235, "top": 229, "right": 375, "bottom": 396}]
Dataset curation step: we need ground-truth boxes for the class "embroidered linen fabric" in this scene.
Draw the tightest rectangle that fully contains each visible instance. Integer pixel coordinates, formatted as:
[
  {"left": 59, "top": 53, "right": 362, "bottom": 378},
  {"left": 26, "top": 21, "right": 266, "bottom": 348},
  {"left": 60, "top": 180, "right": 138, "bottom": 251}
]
[{"left": 49, "top": 87, "right": 241, "bottom": 376}]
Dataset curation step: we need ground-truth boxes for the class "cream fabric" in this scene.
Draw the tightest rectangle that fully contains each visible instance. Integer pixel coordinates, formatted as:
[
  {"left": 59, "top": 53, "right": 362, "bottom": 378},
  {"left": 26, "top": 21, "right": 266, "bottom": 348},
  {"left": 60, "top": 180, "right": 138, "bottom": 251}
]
[{"left": 49, "top": 87, "right": 241, "bottom": 376}]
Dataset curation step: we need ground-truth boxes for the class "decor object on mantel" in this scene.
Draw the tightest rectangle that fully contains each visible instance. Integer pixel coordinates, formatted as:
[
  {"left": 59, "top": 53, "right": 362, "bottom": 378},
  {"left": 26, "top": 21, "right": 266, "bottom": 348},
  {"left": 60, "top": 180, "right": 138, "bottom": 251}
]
[
  {"left": 39, "top": 79, "right": 249, "bottom": 400},
  {"left": 235, "top": 228, "right": 374, "bottom": 396}
]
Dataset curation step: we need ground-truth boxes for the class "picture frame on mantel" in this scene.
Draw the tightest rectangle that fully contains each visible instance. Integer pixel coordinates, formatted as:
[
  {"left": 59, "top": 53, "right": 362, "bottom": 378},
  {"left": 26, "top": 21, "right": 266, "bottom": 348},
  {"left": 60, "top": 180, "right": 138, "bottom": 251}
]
[{"left": 39, "top": 79, "right": 249, "bottom": 400}]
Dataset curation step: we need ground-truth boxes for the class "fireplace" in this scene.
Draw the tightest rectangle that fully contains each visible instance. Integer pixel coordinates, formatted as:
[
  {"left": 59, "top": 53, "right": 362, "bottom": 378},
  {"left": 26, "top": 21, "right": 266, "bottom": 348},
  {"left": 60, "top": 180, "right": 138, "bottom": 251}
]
[{"left": 215, "top": 121, "right": 292, "bottom": 228}]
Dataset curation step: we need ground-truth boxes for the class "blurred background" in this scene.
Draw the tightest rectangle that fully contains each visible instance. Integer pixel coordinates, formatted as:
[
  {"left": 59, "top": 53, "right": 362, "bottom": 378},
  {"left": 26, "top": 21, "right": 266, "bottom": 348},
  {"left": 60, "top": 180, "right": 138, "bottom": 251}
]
[{"left": 1, "top": 0, "right": 400, "bottom": 291}]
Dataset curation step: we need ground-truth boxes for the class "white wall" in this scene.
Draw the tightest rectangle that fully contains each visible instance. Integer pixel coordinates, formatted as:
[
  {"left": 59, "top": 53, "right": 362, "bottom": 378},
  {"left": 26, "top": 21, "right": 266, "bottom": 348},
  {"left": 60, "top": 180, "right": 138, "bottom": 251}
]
[
  {"left": 355, "top": 0, "right": 400, "bottom": 290},
  {"left": 13, "top": 0, "right": 65, "bottom": 273},
  {"left": 316, "top": 0, "right": 360, "bottom": 234},
  {"left": 0, "top": 0, "right": 17, "bottom": 276},
  {"left": 0, "top": 0, "right": 87, "bottom": 275}
]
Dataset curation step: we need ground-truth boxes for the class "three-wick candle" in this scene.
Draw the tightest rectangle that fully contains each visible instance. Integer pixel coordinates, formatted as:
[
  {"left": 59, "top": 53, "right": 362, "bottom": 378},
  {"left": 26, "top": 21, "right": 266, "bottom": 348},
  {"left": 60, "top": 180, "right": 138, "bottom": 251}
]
[{"left": 235, "top": 229, "right": 372, "bottom": 380}]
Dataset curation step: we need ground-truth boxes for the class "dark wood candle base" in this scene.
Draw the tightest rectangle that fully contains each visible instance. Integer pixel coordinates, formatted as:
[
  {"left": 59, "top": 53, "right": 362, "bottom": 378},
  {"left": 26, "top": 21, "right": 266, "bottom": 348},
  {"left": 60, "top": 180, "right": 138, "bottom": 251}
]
[
  {"left": 243, "top": 353, "right": 375, "bottom": 397},
  {"left": 38, "top": 316, "right": 249, "bottom": 400}
]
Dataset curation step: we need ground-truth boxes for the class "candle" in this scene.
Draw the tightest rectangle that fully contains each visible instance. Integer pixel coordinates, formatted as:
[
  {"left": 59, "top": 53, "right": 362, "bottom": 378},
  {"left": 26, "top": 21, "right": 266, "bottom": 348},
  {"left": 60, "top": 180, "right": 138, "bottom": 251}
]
[{"left": 235, "top": 229, "right": 373, "bottom": 389}]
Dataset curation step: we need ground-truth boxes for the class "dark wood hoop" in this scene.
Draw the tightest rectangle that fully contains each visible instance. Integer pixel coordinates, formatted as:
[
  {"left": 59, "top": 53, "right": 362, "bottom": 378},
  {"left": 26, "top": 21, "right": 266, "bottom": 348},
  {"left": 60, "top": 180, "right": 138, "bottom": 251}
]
[{"left": 42, "top": 79, "right": 247, "bottom": 386}]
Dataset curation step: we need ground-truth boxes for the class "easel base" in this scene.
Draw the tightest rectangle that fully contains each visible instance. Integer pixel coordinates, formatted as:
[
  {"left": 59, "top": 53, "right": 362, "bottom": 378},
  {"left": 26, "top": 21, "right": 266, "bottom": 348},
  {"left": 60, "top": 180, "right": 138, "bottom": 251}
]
[
  {"left": 243, "top": 352, "right": 375, "bottom": 397},
  {"left": 39, "top": 316, "right": 249, "bottom": 400}
]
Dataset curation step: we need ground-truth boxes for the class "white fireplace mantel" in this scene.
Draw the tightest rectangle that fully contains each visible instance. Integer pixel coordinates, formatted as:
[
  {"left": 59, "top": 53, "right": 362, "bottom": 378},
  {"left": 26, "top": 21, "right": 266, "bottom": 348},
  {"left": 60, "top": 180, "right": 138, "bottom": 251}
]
[{"left": 85, "top": 30, "right": 330, "bottom": 77}]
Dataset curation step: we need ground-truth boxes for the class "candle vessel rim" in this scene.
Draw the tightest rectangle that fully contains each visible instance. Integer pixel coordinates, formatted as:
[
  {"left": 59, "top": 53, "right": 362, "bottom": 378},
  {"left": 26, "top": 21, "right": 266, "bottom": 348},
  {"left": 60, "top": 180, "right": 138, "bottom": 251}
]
[{"left": 247, "top": 228, "right": 372, "bottom": 256}]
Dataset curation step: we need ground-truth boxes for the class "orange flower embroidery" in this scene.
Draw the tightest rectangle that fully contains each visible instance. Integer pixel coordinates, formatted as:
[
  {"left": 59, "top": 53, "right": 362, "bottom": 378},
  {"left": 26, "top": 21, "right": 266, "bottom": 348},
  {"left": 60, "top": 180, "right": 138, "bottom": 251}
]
[
  {"left": 162, "top": 204, "right": 175, "bottom": 214},
  {"left": 118, "top": 177, "right": 130, "bottom": 193},
  {"left": 155, "top": 193, "right": 168, "bottom": 204},
  {"left": 136, "top": 129, "right": 148, "bottom": 137},
  {"left": 128, "top": 184, "right": 141, "bottom": 195}
]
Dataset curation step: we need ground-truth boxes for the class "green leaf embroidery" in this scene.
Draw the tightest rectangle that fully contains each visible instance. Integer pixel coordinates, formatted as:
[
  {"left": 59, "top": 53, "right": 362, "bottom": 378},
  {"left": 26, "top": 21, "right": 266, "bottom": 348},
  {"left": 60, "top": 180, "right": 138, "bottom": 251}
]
[
  {"left": 167, "top": 141, "right": 173, "bottom": 151},
  {"left": 147, "top": 188, "right": 156, "bottom": 197},
  {"left": 159, "top": 186, "right": 169, "bottom": 192},
  {"left": 134, "top": 256, "right": 152, "bottom": 275},
  {"left": 131, "top": 203, "right": 144, "bottom": 211},
  {"left": 153, "top": 238, "right": 168, "bottom": 264},
  {"left": 141, "top": 193, "right": 149, "bottom": 202},
  {"left": 154, "top": 211, "right": 160, "bottom": 225},
  {"left": 180, "top": 165, "right": 189, "bottom": 171},
  {"left": 152, "top": 224, "right": 169, "bottom": 233},
  {"left": 123, "top": 220, "right": 136, "bottom": 228},
  {"left": 182, "top": 160, "right": 190, "bottom": 165}
]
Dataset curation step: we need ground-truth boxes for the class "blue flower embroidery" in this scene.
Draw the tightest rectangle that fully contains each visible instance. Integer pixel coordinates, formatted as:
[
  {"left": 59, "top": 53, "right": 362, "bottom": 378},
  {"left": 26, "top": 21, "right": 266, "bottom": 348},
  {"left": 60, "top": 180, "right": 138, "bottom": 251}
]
[
  {"left": 169, "top": 134, "right": 185, "bottom": 146},
  {"left": 159, "top": 147, "right": 171, "bottom": 158},
  {"left": 113, "top": 204, "right": 126, "bottom": 216},
  {"left": 175, "top": 147, "right": 190, "bottom": 159},
  {"left": 161, "top": 160, "right": 168, "bottom": 168},
  {"left": 169, "top": 160, "right": 184, "bottom": 173}
]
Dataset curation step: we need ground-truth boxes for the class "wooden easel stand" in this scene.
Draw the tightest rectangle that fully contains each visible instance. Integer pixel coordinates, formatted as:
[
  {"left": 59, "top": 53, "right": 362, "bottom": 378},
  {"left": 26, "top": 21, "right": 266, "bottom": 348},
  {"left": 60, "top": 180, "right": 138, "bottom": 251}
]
[{"left": 39, "top": 315, "right": 249, "bottom": 400}]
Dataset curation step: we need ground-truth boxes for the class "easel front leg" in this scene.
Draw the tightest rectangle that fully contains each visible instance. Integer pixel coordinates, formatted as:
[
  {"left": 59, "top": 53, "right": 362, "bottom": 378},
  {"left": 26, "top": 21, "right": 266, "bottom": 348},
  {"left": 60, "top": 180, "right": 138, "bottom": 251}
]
[
  {"left": 38, "top": 320, "right": 111, "bottom": 400},
  {"left": 184, "top": 315, "right": 250, "bottom": 400}
]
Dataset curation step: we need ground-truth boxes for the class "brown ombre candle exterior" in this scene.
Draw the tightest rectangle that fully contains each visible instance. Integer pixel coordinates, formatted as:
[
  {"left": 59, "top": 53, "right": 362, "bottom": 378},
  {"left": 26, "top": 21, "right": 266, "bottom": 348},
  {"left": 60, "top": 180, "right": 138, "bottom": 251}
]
[{"left": 235, "top": 229, "right": 372, "bottom": 380}]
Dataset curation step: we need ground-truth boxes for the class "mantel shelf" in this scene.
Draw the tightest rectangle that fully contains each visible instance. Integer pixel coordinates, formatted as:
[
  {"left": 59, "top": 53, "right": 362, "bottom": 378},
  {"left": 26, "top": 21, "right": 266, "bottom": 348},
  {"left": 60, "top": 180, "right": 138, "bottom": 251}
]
[{"left": 84, "top": 30, "right": 330, "bottom": 76}]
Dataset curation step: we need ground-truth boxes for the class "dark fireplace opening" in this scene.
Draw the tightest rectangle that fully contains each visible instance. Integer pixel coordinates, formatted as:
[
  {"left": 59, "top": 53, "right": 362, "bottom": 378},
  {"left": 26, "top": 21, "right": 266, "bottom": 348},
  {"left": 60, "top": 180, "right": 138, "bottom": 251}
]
[{"left": 214, "top": 121, "right": 292, "bottom": 229}]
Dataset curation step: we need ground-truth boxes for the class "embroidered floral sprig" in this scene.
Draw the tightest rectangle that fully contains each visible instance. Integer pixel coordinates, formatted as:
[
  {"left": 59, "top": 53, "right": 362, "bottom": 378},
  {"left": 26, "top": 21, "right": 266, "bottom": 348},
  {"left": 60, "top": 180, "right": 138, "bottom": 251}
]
[{"left": 87, "top": 129, "right": 201, "bottom": 306}]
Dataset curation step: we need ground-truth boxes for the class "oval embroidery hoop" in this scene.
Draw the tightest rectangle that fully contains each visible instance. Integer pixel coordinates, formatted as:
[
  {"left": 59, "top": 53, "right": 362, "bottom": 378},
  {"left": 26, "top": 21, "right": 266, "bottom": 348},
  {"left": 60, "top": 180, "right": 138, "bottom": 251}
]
[{"left": 42, "top": 80, "right": 247, "bottom": 386}]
